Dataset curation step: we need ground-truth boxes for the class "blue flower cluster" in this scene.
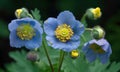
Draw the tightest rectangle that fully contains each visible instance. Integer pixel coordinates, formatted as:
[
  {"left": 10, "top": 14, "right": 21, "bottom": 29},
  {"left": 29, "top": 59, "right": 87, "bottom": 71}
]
[{"left": 8, "top": 9, "right": 112, "bottom": 64}]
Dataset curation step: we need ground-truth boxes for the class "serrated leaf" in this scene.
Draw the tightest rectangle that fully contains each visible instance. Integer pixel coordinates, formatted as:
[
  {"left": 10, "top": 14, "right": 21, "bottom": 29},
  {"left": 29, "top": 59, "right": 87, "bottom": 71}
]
[
  {"left": 6, "top": 50, "right": 40, "bottom": 72},
  {"left": 31, "top": 8, "right": 43, "bottom": 23}
]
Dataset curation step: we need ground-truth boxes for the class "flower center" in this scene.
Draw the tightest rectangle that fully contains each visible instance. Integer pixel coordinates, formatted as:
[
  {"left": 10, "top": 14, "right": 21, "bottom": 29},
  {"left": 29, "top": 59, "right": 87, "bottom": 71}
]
[
  {"left": 90, "top": 43, "right": 105, "bottom": 54},
  {"left": 16, "top": 24, "right": 35, "bottom": 40},
  {"left": 55, "top": 24, "right": 74, "bottom": 42}
]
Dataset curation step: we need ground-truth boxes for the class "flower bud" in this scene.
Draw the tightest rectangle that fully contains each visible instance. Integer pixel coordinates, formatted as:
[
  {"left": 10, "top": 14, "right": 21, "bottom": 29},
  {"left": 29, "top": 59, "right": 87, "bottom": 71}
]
[
  {"left": 86, "top": 7, "right": 102, "bottom": 20},
  {"left": 70, "top": 50, "right": 79, "bottom": 59},
  {"left": 15, "top": 8, "right": 32, "bottom": 18},
  {"left": 92, "top": 26, "right": 105, "bottom": 40},
  {"left": 26, "top": 51, "right": 39, "bottom": 61}
]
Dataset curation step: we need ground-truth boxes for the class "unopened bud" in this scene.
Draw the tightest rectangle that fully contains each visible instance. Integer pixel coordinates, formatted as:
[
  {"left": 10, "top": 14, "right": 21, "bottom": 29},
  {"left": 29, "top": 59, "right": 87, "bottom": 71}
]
[
  {"left": 92, "top": 26, "right": 105, "bottom": 40},
  {"left": 70, "top": 50, "right": 79, "bottom": 59},
  {"left": 26, "top": 51, "right": 39, "bottom": 61},
  {"left": 86, "top": 7, "right": 102, "bottom": 20},
  {"left": 15, "top": 8, "right": 32, "bottom": 18}
]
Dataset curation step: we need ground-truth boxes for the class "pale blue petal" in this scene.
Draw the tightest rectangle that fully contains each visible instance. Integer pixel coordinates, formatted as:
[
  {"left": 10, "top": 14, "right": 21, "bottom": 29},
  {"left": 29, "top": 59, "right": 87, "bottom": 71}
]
[
  {"left": 16, "top": 18, "right": 35, "bottom": 26},
  {"left": 25, "top": 30, "right": 42, "bottom": 49},
  {"left": 86, "top": 49, "right": 97, "bottom": 62},
  {"left": 98, "top": 53, "right": 109, "bottom": 64},
  {"left": 10, "top": 30, "right": 26, "bottom": 48},
  {"left": 82, "top": 42, "right": 89, "bottom": 54},
  {"left": 8, "top": 19, "right": 19, "bottom": 32},
  {"left": 34, "top": 20, "right": 43, "bottom": 34},
  {"left": 46, "top": 36, "right": 80, "bottom": 52},
  {"left": 44, "top": 18, "right": 59, "bottom": 36},
  {"left": 72, "top": 20, "right": 84, "bottom": 35},
  {"left": 57, "top": 11, "right": 75, "bottom": 27}
]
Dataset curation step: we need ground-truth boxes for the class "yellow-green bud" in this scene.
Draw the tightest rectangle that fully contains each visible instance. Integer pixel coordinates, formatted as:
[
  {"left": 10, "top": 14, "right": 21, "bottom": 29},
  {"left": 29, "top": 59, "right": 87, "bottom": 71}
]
[
  {"left": 86, "top": 7, "right": 102, "bottom": 20},
  {"left": 92, "top": 26, "right": 105, "bottom": 40},
  {"left": 70, "top": 50, "right": 79, "bottom": 59},
  {"left": 15, "top": 8, "right": 32, "bottom": 19},
  {"left": 26, "top": 51, "right": 39, "bottom": 61}
]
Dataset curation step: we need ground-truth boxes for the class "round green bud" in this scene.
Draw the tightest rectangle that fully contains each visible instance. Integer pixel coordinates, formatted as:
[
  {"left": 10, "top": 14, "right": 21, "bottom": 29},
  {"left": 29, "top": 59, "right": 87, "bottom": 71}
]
[{"left": 92, "top": 26, "right": 105, "bottom": 40}]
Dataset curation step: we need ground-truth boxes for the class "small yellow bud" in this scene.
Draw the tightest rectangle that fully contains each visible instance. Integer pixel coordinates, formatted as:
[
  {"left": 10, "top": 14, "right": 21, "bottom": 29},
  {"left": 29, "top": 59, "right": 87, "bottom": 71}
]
[
  {"left": 70, "top": 50, "right": 79, "bottom": 58},
  {"left": 15, "top": 9, "right": 23, "bottom": 18},
  {"left": 91, "top": 7, "right": 102, "bottom": 20},
  {"left": 86, "top": 7, "right": 102, "bottom": 20},
  {"left": 15, "top": 8, "right": 32, "bottom": 19}
]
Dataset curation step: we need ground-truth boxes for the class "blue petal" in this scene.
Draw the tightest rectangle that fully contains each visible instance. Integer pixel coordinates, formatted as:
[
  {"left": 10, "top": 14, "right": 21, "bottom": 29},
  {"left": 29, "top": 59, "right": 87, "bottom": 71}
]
[
  {"left": 72, "top": 20, "right": 85, "bottom": 35},
  {"left": 8, "top": 19, "right": 19, "bottom": 32},
  {"left": 16, "top": 18, "right": 35, "bottom": 26},
  {"left": 10, "top": 30, "right": 26, "bottom": 48},
  {"left": 44, "top": 18, "right": 59, "bottom": 36},
  {"left": 25, "top": 29, "right": 42, "bottom": 49},
  {"left": 85, "top": 48, "right": 97, "bottom": 62},
  {"left": 46, "top": 36, "right": 80, "bottom": 52},
  {"left": 57, "top": 11, "right": 76, "bottom": 26},
  {"left": 33, "top": 20, "right": 43, "bottom": 34},
  {"left": 8, "top": 18, "right": 36, "bottom": 32},
  {"left": 98, "top": 53, "right": 109, "bottom": 64},
  {"left": 70, "top": 34, "right": 80, "bottom": 40},
  {"left": 82, "top": 42, "right": 89, "bottom": 54}
]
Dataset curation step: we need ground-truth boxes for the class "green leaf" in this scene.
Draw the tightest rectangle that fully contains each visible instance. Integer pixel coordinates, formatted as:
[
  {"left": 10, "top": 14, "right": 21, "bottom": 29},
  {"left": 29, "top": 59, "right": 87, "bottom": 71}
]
[
  {"left": 61, "top": 53, "right": 89, "bottom": 72},
  {"left": 31, "top": 8, "right": 43, "bottom": 23},
  {"left": 6, "top": 50, "right": 40, "bottom": 72}
]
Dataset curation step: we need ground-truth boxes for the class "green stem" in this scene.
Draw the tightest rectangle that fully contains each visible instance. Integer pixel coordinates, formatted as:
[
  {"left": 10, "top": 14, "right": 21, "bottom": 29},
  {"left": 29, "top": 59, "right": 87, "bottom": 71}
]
[
  {"left": 42, "top": 40, "right": 54, "bottom": 72},
  {"left": 81, "top": 34, "right": 87, "bottom": 42},
  {"left": 81, "top": 13, "right": 87, "bottom": 27},
  {"left": 58, "top": 51, "right": 65, "bottom": 72},
  {"left": 85, "top": 28, "right": 93, "bottom": 31}
]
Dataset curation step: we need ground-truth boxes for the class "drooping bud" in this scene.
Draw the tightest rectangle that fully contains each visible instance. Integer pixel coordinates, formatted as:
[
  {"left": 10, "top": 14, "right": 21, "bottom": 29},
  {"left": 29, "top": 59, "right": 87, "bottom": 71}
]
[
  {"left": 15, "top": 8, "right": 32, "bottom": 19},
  {"left": 26, "top": 51, "right": 39, "bottom": 61},
  {"left": 92, "top": 26, "right": 105, "bottom": 40},
  {"left": 70, "top": 50, "right": 79, "bottom": 59},
  {"left": 86, "top": 7, "right": 102, "bottom": 20}
]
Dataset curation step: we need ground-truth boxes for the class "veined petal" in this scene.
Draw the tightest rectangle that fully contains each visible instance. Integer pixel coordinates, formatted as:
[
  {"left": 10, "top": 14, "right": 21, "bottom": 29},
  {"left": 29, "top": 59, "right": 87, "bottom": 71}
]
[
  {"left": 44, "top": 18, "right": 59, "bottom": 36},
  {"left": 10, "top": 30, "right": 25, "bottom": 48},
  {"left": 98, "top": 53, "right": 109, "bottom": 64},
  {"left": 86, "top": 49, "right": 97, "bottom": 62},
  {"left": 25, "top": 29, "right": 42, "bottom": 49},
  {"left": 46, "top": 36, "right": 80, "bottom": 52}
]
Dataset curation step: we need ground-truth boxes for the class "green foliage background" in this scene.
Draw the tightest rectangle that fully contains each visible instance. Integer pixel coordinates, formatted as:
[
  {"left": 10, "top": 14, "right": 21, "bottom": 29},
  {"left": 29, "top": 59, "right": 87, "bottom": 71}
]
[{"left": 0, "top": 0, "right": 120, "bottom": 72}]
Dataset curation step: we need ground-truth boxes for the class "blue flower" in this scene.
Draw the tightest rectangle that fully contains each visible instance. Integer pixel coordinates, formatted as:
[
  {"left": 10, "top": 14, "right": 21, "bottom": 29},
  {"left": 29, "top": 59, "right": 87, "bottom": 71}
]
[
  {"left": 82, "top": 38, "right": 112, "bottom": 64},
  {"left": 8, "top": 18, "right": 43, "bottom": 49},
  {"left": 44, "top": 11, "right": 84, "bottom": 52}
]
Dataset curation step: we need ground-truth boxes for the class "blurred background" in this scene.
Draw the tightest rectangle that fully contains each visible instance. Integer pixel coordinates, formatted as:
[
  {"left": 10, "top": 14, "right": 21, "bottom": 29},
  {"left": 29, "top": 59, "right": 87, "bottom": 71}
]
[{"left": 0, "top": 0, "right": 120, "bottom": 71}]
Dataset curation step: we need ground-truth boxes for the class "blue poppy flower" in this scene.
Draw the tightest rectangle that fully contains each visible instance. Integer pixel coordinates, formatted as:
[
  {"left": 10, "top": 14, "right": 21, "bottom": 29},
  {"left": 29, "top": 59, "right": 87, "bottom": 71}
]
[
  {"left": 82, "top": 38, "right": 112, "bottom": 64},
  {"left": 8, "top": 18, "right": 43, "bottom": 49},
  {"left": 44, "top": 11, "right": 84, "bottom": 52}
]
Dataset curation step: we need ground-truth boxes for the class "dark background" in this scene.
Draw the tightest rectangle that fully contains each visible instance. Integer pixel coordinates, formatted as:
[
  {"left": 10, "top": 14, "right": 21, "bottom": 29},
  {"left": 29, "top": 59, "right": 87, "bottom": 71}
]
[{"left": 0, "top": 0, "right": 120, "bottom": 70}]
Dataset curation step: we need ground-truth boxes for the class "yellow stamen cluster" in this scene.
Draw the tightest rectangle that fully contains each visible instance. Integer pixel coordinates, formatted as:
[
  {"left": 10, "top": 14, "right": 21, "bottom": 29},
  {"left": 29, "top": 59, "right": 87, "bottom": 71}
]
[
  {"left": 71, "top": 50, "right": 79, "bottom": 58},
  {"left": 16, "top": 24, "right": 35, "bottom": 40},
  {"left": 91, "top": 7, "right": 101, "bottom": 19},
  {"left": 90, "top": 43, "right": 105, "bottom": 54},
  {"left": 15, "top": 9, "right": 23, "bottom": 18},
  {"left": 55, "top": 24, "right": 73, "bottom": 42}
]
